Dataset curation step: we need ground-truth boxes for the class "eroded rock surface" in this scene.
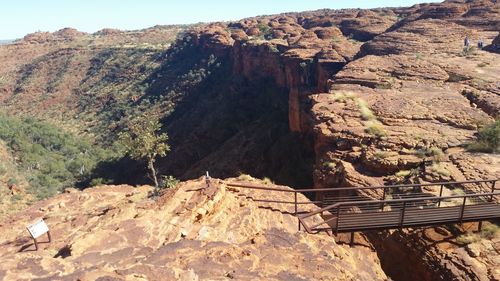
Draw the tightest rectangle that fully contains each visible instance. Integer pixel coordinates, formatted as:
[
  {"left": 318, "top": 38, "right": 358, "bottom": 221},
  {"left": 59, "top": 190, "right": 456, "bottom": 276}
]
[{"left": 0, "top": 178, "right": 386, "bottom": 280}]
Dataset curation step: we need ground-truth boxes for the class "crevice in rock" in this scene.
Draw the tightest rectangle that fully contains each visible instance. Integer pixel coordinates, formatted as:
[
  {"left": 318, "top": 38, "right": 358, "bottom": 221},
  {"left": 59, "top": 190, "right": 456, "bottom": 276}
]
[{"left": 54, "top": 245, "right": 72, "bottom": 259}]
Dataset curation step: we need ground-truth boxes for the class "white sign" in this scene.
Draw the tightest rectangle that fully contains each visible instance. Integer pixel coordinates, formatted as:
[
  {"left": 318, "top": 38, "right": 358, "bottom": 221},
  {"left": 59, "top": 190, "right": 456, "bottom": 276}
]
[{"left": 27, "top": 219, "right": 49, "bottom": 239}]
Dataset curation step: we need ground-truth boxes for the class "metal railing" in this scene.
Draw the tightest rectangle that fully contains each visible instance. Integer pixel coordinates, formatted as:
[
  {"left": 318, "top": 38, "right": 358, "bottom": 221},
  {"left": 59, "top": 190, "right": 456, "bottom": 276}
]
[
  {"left": 223, "top": 179, "right": 499, "bottom": 233},
  {"left": 298, "top": 191, "right": 500, "bottom": 234}
]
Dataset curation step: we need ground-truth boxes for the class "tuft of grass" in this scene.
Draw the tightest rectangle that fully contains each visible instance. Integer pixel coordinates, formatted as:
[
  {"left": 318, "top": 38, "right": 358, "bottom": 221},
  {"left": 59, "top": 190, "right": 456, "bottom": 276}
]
[
  {"left": 429, "top": 163, "right": 450, "bottom": 177},
  {"left": 357, "top": 99, "right": 376, "bottom": 121},
  {"left": 322, "top": 162, "right": 337, "bottom": 169},
  {"left": 375, "top": 82, "right": 392, "bottom": 89},
  {"left": 10, "top": 194, "right": 23, "bottom": 202},
  {"left": 396, "top": 170, "right": 411, "bottom": 177},
  {"left": 365, "top": 122, "right": 387, "bottom": 137},
  {"left": 332, "top": 91, "right": 356, "bottom": 102},
  {"left": 460, "top": 46, "right": 477, "bottom": 57},
  {"left": 415, "top": 146, "right": 446, "bottom": 162},
  {"left": 395, "top": 168, "right": 419, "bottom": 178},
  {"left": 481, "top": 224, "right": 500, "bottom": 239},
  {"left": 374, "top": 150, "right": 391, "bottom": 159},
  {"left": 456, "top": 234, "right": 480, "bottom": 245},
  {"left": 268, "top": 44, "right": 279, "bottom": 53},
  {"left": 237, "top": 173, "right": 254, "bottom": 181},
  {"left": 262, "top": 177, "right": 274, "bottom": 185}
]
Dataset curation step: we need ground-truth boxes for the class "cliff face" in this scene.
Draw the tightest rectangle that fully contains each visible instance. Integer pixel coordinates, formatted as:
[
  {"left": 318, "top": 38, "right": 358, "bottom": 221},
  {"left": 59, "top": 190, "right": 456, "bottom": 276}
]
[
  {"left": 155, "top": 2, "right": 500, "bottom": 280},
  {"left": 0, "top": 178, "right": 387, "bottom": 280},
  {"left": 169, "top": 0, "right": 499, "bottom": 188}
]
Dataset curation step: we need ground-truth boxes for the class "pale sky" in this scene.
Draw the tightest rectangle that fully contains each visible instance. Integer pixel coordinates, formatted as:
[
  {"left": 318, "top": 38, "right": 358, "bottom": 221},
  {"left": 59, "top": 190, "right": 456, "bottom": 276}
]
[{"left": 0, "top": 0, "right": 434, "bottom": 39}]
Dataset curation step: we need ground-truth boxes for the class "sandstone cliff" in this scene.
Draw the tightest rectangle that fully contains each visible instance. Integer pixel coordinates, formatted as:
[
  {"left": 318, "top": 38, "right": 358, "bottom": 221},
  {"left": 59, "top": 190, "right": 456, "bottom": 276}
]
[{"left": 159, "top": 1, "right": 500, "bottom": 280}]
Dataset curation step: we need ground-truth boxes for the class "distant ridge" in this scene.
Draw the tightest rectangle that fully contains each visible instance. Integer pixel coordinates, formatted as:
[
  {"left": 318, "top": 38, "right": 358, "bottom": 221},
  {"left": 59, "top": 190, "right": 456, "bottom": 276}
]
[{"left": 0, "top": 39, "right": 15, "bottom": 45}]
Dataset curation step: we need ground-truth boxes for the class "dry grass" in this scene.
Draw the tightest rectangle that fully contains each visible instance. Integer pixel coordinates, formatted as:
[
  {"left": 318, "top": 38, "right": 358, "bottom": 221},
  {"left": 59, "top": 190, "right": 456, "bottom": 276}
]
[
  {"left": 365, "top": 122, "right": 387, "bottom": 137},
  {"left": 456, "top": 224, "right": 500, "bottom": 245}
]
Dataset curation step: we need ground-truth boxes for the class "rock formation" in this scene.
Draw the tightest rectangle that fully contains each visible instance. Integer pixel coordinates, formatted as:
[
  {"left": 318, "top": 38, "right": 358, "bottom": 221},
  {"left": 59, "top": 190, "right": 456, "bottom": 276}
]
[
  {"left": 0, "top": 1, "right": 499, "bottom": 280},
  {"left": 0, "top": 178, "right": 386, "bottom": 280}
]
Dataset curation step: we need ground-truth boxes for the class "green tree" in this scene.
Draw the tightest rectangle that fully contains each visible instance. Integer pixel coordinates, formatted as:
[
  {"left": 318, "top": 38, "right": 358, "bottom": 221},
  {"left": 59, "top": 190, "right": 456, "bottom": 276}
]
[{"left": 118, "top": 116, "right": 170, "bottom": 191}]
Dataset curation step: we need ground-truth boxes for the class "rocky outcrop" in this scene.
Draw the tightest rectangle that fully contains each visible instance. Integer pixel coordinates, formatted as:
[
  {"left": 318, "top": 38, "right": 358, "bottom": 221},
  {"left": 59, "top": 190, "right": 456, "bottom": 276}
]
[
  {"left": 0, "top": 178, "right": 387, "bottom": 280},
  {"left": 485, "top": 33, "right": 500, "bottom": 54},
  {"left": 368, "top": 223, "right": 500, "bottom": 281},
  {"left": 21, "top": 28, "right": 87, "bottom": 44}
]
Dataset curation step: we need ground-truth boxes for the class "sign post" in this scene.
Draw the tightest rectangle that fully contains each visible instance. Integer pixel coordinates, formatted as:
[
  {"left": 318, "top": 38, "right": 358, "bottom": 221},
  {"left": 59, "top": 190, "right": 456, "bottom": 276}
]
[{"left": 26, "top": 219, "right": 51, "bottom": 250}]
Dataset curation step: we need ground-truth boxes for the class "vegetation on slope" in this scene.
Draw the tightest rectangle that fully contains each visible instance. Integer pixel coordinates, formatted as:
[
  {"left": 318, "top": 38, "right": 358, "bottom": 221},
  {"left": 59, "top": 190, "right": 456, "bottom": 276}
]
[{"left": 0, "top": 112, "right": 121, "bottom": 199}]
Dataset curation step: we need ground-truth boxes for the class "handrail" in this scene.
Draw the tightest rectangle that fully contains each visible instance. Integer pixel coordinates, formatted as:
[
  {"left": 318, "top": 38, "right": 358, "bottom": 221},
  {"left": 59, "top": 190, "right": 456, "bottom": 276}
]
[
  {"left": 299, "top": 191, "right": 500, "bottom": 220},
  {"left": 224, "top": 179, "right": 498, "bottom": 194},
  {"left": 223, "top": 179, "right": 499, "bottom": 233}
]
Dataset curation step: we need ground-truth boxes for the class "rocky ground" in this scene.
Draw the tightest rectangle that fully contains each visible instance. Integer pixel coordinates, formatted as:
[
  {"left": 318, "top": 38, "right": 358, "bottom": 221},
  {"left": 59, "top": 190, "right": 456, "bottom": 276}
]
[
  {"left": 0, "top": 0, "right": 499, "bottom": 280},
  {"left": 0, "top": 177, "right": 386, "bottom": 280}
]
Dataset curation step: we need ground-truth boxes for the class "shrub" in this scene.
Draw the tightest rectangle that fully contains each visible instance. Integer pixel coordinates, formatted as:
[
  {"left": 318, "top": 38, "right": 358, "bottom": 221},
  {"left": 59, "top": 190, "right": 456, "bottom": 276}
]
[
  {"left": 89, "top": 177, "right": 114, "bottom": 186},
  {"left": 7, "top": 178, "right": 18, "bottom": 187},
  {"left": 159, "top": 175, "right": 179, "bottom": 189},
  {"left": 468, "top": 119, "right": 500, "bottom": 153},
  {"left": 257, "top": 23, "right": 272, "bottom": 40}
]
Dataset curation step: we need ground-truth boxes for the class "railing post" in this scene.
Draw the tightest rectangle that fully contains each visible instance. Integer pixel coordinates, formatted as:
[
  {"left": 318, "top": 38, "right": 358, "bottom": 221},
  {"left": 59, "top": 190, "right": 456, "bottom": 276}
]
[
  {"left": 438, "top": 184, "right": 443, "bottom": 207},
  {"left": 295, "top": 192, "right": 300, "bottom": 231},
  {"left": 459, "top": 195, "right": 467, "bottom": 222},
  {"left": 491, "top": 181, "right": 496, "bottom": 202},
  {"left": 399, "top": 201, "right": 407, "bottom": 228},
  {"left": 380, "top": 187, "right": 386, "bottom": 210},
  {"left": 335, "top": 205, "right": 341, "bottom": 236}
]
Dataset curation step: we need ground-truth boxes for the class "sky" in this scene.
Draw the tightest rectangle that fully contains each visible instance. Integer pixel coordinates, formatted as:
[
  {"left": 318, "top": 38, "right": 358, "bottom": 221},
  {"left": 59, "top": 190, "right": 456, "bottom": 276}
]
[{"left": 0, "top": 0, "right": 433, "bottom": 39}]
